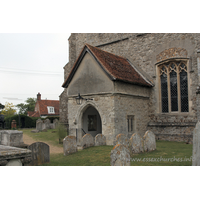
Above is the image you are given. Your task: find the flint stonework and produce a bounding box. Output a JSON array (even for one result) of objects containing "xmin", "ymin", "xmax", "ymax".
[
  {"xmin": 129, "ymin": 133, "xmax": 144, "ymax": 154},
  {"xmin": 143, "ymin": 130, "xmax": 156, "ymax": 152},
  {"xmin": 110, "ymin": 144, "xmax": 130, "ymax": 166},
  {"xmin": 82, "ymin": 133, "xmax": 94, "ymax": 149},
  {"xmin": 114, "ymin": 134, "xmax": 129, "ymax": 147},
  {"xmin": 63, "ymin": 135, "xmax": 77, "ymax": 156},
  {"xmin": 192, "ymin": 121, "xmax": 200, "ymax": 166},
  {"xmin": 28, "ymin": 142, "xmax": 50, "ymax": 166},
  {"xmin": 95, "ymin": 134, "xmax": 106, "ymax": 146}
]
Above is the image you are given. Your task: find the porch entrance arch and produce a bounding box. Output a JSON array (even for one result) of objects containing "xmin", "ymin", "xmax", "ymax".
[
  {"xmin": 81, "ymin": 106, "xmax": 102, "ymax": 137},
  {"xmin": 76, "ymin": 104, "xmax": 102, "ymax": 145}
]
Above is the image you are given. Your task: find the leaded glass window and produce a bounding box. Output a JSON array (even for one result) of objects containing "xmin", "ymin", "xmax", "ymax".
[{"xmin": 159, "ymin": 61, "xmax": 189, "ymax": 113}]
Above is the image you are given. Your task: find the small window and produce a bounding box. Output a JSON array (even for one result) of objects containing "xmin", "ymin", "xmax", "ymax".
[
  {"xmin": 127, "ymin": 115, "xmax": 135, "ymax": 133},
  {"xmin": 47, "ymin": 106, "xmax": 55, "ymax": 114},
  {"xmin": 159, "ymin": 60, "xmax": 189, "ymax": 113}
]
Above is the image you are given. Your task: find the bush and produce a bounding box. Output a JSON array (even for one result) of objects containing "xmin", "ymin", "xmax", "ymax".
[{"xmin": 56, "ymin": 123, "xmax": 68, "ymax": 141}]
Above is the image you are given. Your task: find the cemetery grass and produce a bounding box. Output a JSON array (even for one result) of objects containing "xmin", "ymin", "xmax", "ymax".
[
  {"xmin": 42, "ymin": 140, "xmax": 192, "ymax": 166},
  {"xmin": 22, "ymin": 128, "xmax": 62, "ymax": 147}
]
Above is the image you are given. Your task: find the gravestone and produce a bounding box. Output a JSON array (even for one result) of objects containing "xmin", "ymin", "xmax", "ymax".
[
  {"xmin": 63, "ymin": 135, "xmax": 77, "ymax": 156},
  {"xmin": 53, "ymin": 119, "xmax": 59, "ymax": 129},
  {"xmin": 95, "ymin": 134, "xmax": 106, "ymax": 146},
  {"xmin": 143, "ymin": 130, "xmax": 156, "ymax": 152},
  {"xmin": 82, "ymin": 133, "xmax": 94, "ymax": 149},
  {"xmin": 1, "ymin": 130, "xmax": 24, "ymax": 147},
  {"xmin": 36, "ymin": 119, "xmax": 43, "ymax": 131},
  {"xmin": 43, "ymin": 119, "xmax": 50, "ymax": 130},
  {"xmin": 110, "ymin": 144, "xmax": 130, "ymax": 166},
  {"xmin": 129, "ymin": 133, "xmax": 144, "ymax": 154},
  {"xmin": 28, "ymin": 142, "xmax": 50, "ymax": 166},
  {"xmin": 192, "ymin": 121, "xmax": 200, "ymax": 166},
  {"xmin": 114, "ymin": 133, "xmax": 129, "ymax": 147}
]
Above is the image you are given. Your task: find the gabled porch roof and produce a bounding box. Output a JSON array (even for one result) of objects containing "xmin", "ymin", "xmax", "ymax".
[{"xmin": 62, "ymin": 44, "xmax": 153, "ymax": 88}]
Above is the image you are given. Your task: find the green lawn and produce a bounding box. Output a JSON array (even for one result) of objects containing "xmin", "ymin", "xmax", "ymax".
[
  {"xmin": 22, "ymin": 129, "xmax": 193, "ymax": 166},
  {"xmin": 22, "ymin": 128, "xmax": 63, "ymax": 147},
  {"xmin": 44, "ymin": 141, "xmax": 192, "ymax": 166}
]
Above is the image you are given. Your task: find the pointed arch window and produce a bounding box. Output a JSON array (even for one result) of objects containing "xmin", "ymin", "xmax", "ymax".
[{"xmin": 159, "ymin": 60, "xmax": 189, "ymax": 113}]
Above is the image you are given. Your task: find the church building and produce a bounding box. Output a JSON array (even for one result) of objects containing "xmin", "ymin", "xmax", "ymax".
[{"xmin": 60, "ymin": 33, "xmax": 200, "ymax": 145}]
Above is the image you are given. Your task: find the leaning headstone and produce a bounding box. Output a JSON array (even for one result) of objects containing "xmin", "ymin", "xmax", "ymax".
[
  {"xmin": 95, "ymin": 134, "xmax": 106, "ymax": 146},
  {"xmin": 28, "ymin": 142, "xmax": 50, "ymax": 166},
  {"xmin": 143, "ymin": 130, "xmax": 156, "ymax": 152},
  {"xmin": 1, "ymin": 130, "xmax": 24, "ymax": 147},
  {"xmin": 192, "ymin": 121, "xmax": 200, "ymax": 166},
  {"xmin": 114, "ymin": 134, "xmax": 129, "ymax": 147},
  {"xmin": 110, "ymin": 144, "xmax": 130, "ymax": 166},
  {"xmin": 63, "ymin": 135, "xmax": 77, "ymax": 156},
  {"xmin": 82, "ymin": 134, "xmax": 94, "ymax": 149},
  {"xmin": 129, "ymin": 133, "xmax": 144, "ymax": 154},
  {"xmin": 36, "ymin": 119, "xmax": 43, "ymax": 131}
]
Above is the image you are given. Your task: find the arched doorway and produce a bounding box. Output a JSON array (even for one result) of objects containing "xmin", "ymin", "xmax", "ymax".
[{"xmin": 81, "ymin": 106, "xmax": 102, "ymax": 137}]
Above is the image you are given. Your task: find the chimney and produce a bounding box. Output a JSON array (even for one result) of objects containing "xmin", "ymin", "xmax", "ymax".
[{"xmin": 37, "ymin": 92, "xmax": 41, "ymax": 101}]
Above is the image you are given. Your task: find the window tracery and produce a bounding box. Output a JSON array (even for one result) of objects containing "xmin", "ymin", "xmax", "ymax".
[{"xmin": 159, "ymin": 60, "xmax": 188, "ymax": 113}]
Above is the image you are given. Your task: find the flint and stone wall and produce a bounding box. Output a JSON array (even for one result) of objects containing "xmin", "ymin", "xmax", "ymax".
[{"xmin": 60, "ymin": 33, "xmax": 200, "ymax": 143}]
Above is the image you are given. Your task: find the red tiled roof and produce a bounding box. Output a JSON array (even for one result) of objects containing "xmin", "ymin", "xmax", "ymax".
[
  {"xmin": 62, "ymin": 44, "xmax": 153, "ymax": 88},
  {"xmin": 27, "ymin": 111, "xmax": 40, "ymax": 117},
  {"xmin": 38, "ymin": 100, "xmax": 59, "ymax": 116}
]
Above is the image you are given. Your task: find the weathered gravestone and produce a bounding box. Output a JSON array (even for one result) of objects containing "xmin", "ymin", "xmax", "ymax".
[
  {"xmin": 143, "ymin": 130, "xmax": 156, "ymax": 152},
  {"xmin": 113, "ymin": 133, "xmax": 129, "ymax": 147},
  {"xmin": 0, "ymin": 130, "xmax": 24, "ymax": 147},
  {"xmin": 95, "ymin": 134, "xmax": 106, "ymax": 146},
  {"xmin": 63, "ymin": 135, "xmax": 77, "ymax": 156},
  {"xmin": 82, "ymin": 133, "xmax": 94, "ymax": 149},
  {"xmin": 192, "ymin": 121, "xmax": 200, "ymax": 166},
  {"xmin": 28, "ymin": 142, "xmax": 50, "ymax": 166},
  {"xmin": 53, "ymin": 119, "xmax": 59, "ymax": 129},
  {"xmin": 129, "ymin": 133, "xmax": 144, "ymax": 154},
  {"xmin": 43, "ymin": 119, "xmax": 50, "ymax": 130},
  {"xmin": 110, "ymin": 144, "xmax": 130, "ymax": 166},
  {"xmin": 36, "ymin": 119, "xmax": 43, "ymax": 131}
]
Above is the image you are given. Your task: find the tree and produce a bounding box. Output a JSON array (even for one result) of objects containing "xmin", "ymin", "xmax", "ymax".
[
  {"xmin": 1, "ymin": 102, "xmax": 16, "ymax": 117},
  {"xmin": 16, "ymin": 97, "xmax": 36, "ymax": 115},
  {"xmin": 25, "ymin": 98, "xmax": 36, "ymax": 111},
  {"xmin": 0, "ymin": 103, "xmax": 5, "ymax": 114}
]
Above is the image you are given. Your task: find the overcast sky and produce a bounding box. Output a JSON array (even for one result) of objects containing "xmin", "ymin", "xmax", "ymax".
[{"xmin": 0, "ymin": 33, "xmax": 70, "ymax": 110}]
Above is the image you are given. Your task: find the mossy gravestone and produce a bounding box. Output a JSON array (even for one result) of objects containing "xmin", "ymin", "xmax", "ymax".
[
  {"xmin": 113, "ymin": 134, "xmax": 129, "ymax": 147},
  {"xmin": 63, "ymin": 135, "xmax": 77, "ymax": 156},
  {"xmin": 143, "ymin": 130, "xmax": 156, "ymax": 152},
  {"xmin": 95, "ymin": 134, "xmax": 106, "ymax": 146},
  {"xmin": 129, "ymin": 133, "xmax": 144, "ymax": 154},
  {"xmin": 28, "ymin": 142, "xmax": 50, "ymax": 166},
  {"xmin": 110, "ymin": 144, "xmax": 130, "ymax": 166},
  {"xmin": 82, "ymin": 134, "xmax": 94, "ymax": 149}
]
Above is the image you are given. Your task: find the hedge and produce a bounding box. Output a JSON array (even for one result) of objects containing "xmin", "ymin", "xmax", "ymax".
[{"xmin": 4, "ymin": 114, "xmax": 40, "ymax": 129}]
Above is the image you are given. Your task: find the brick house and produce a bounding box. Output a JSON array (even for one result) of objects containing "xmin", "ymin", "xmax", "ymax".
[
  {"xmin": 60, "ymin": 33, "xmax": 200, "ymax": 145},
  {"xmin": 28, "ymin": 93, "xmax": 59, "ymax": 118}
]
